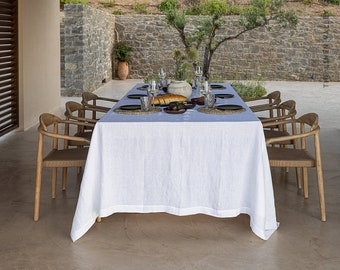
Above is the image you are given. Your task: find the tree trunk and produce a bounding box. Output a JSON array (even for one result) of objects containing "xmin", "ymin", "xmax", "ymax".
[{"xmin": 203, "ymin": 47, "xmax": 211, "ymax": 80}]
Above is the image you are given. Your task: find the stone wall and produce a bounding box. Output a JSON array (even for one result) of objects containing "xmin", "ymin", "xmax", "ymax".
[
  {"xmin": 61, "ymin": 5, "xmax": 115, "ymax": 96},
  {"xmin": 115, "ymin": 15, "xmax": 340, "ymax": 82},
  {"xmin": 61, "ymin": 7, "xmax": 340, "ymax": 96}
]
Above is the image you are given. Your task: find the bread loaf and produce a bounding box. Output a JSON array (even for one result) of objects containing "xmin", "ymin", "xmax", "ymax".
[{"xmin": 152, "ymin": 94, "xmax": 187, "ymax": 105}]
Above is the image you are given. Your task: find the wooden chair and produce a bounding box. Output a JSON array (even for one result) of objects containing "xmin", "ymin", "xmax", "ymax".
[
  {"xmin": 64, "ymin": 101, "xmax": 97, "ymax": 146},
  {"xmin": 262, "ymin": 100, "xmax": 297, "ymax": 143},
  {"xmin": 34, "ymin": 113, "xmax": 91, "ymax": 221},
  {"xmin": 245, "ymin": 91, "xmax": 281, "ymax": 118},
  {"xmin": 266, "ymin": 113, "xmax": 326, "ymax": 221},
  {"xmin": 81, "ymin": 92, "xmax": 119, "ymax": 120}
]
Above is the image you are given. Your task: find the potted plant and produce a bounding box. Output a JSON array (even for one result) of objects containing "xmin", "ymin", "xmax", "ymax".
[
  {"xmin": 115, "ymin": 41, "xmax": 132, "ymax": 80},
  {"xmin": 167, "ymin": 50, "xmax": 192, "ymax": 98}
]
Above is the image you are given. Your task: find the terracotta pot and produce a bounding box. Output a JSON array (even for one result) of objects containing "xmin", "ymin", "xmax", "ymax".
[
  {"xmin": 167, "ymin": 80, "xmax": 192, "ymax": 98},
  {"xmin": 117, "ymin": 61, "xmax": 129, "ymax": 80}
]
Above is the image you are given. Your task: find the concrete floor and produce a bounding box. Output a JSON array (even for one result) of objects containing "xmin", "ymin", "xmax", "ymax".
[{"xmin": 0, "ymin": 80, "xmax": 339, "ymax": 269}]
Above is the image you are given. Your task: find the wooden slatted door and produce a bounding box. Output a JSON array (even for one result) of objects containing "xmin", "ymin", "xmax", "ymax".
[{"xmin": 0, "ymin": 0, "xmax": 18, "ymax": 137}]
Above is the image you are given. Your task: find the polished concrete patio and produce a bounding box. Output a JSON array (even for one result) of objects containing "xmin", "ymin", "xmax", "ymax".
[{"xmin": 0, "ymin": 80, "xmax": 339, "ymax": 269}]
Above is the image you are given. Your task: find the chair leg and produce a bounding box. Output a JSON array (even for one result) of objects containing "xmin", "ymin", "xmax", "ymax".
[
  {"xmin": 316, "ymin": 166, "xmax": 326, "ymax": 222},
  {"xmin": 34, "ymin": 164, "xmax": 43, "ymax": 221},
  {"xmin": 296, "ymin": 167, "xmax": 302, "ymax": 189},
  {"xmin": 302, "ymin": 167, "xmax": 309, "ymax": 199},
  {"xmin": 52, "ymin": 168, "xmax": 57, "ymax": 199},
  {"xmin": 62, "ymin": 168, "xmax": 67, "ymax": 190}
]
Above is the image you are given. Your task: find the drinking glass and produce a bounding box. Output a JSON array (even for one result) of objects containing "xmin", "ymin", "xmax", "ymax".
[
  {"xmin": 140, "ymin": 96, "xmax": 152, "ymax": 111},
  {"xmin": 205, "ymin": 93, "xmax": 215, "ymax": 108},
  {"xmin": 200, "ymin": 80, "xmax": 210, "ymax": 96}
]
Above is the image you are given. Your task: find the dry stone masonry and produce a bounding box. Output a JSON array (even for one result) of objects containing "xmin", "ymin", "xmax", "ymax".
[{"xmin": 61, "ymin": 5, "xmax": 340, "ymax": 95}]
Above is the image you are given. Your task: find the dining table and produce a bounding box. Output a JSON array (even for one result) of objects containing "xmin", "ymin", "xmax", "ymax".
[{"xmin": 70, "ymin": 82, "xmax": 279, "ymax": 242}]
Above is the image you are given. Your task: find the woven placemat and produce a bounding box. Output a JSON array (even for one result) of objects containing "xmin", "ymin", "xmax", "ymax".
[
  {"xmin": 197, "ymin": 106, "xmax": 246, "ymax": 114},
  {"xmin": 114, "ymin": 107, "xmax": 161, "ymax": 115}
]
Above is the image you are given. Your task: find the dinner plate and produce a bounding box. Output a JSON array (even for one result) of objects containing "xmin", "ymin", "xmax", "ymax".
[
  {"xmin": 127, "ymin": 94, "xmax": 147, "ymax": 99},
  {"xmin": 118, "ymin": 105, "xmax": 141, "ymax": 111},
  {"xmin": 137, "ymin": 85, "xmax": 148, "ymax": 90},
  {"xmin": 215, "ymin": 104, "xmax": 243, "ymax": 111},
  {"xmin": 164, "ymin": 108, "xmax": 187, "ymax": 114},
  {"xmin": 215, "ymin": 94, "xmax": 234, "ymax": 99},
  {"xmin": 210, "ymin": 84, "xmax": 226, "ymax": 89}
]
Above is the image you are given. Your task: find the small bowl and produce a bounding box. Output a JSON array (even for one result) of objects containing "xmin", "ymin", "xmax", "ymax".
[
  {"xmin": 184, "ymin": 101, "xmax": 196, "ymax": 109},
  {"xmin": 191, "ymin": 96, "xmax": 205, "ymax": 105}
]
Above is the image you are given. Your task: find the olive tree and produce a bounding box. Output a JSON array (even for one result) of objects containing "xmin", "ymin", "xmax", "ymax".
[{"xmin": 158, "ymin": 0, "xmax": 298, "ymax": 80}]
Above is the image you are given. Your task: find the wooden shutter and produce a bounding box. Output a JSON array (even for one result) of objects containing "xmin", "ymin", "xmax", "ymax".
[{"xmin": 0, "ymin": 0, "xmax": 18, "ymax": 136}]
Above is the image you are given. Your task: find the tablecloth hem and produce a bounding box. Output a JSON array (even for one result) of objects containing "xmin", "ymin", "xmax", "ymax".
[
  {"xmin": 70, "ymin": 216, "xmax": 97, "ymax": 242},
  {"xmin": 70, "ymin": 205, "xmax": 278, "ymax": 242}
]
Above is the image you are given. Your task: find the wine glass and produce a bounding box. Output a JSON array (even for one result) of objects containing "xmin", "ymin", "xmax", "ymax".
[
  {"xmin": 148, "ymin": 80, "xmax": 158, "ymax": 108},
  {"xmin": 201, "ymin": 80, "xmax": 211, "ymax": 104},
  {"xmin": 158, "ymin": 68, "xmax": 166, "ymax": 79},
  {"xmin": 198, "ymin": 76, "xmax": 206, "ymax": 95},
  {"xmin": 195, "ymin": 66, "xmax": 203, "ymax": 77}
]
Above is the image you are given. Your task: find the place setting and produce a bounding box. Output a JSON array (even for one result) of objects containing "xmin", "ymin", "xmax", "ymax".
[{"xmin": 194, "ymin": 83, "xmax": 245, "ymax": 114}]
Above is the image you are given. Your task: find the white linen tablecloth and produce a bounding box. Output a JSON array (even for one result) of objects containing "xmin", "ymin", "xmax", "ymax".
[{"xmin": 71, "ymin": 83, "xmax": 278, "ymax": 242}]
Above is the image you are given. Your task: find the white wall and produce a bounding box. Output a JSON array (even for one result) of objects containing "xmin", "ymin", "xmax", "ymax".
[{"xmin": 18, "ymin": 0, "xmax": 61, "ymax": 130}]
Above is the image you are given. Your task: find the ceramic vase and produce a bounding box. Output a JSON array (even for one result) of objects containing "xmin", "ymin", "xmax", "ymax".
[
  {"xmin": 117, "ymin": 61, "xmax": 129, "ymax": 80},
  {"xmin": 167, "ymin": 80, "xmax": 192, "ymax": 98}
]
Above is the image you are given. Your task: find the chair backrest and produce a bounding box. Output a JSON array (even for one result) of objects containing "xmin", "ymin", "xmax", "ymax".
[
  {"xmin": 81, "ymin": 92, "xmax": 98, "ymax": 107},
  {"xmin": 81, "ymin": 92, "xmax": 112, "ymax": 120},
  {"xmin": 65, "ymin": 101, "xmax": 89, "ymax": 120},
  {"xmin": 265, "ymin": 112, "xmax": 320, "ymax": 148},
  {"xmin": 38, "ymin": 112, "xmax": 91, "ymax": 148},
  {"xmin": 277, "ymin": 100, "xmax": 297, "ymax": 118},
  {"xmin": 267, "ymin": 91, "xmax": 281, "ymax": 106},
  {"xmin": 260, "ymin": 99, "xmax": 296, "ymax": 125},
  {"xmin": 38, "ymin": 113, "xmax": 62, "ymax": 134},
  {"xmin": 296, "ymin": 113, "xmax": 320, "ymax": 149},
  {"xmin": 38, "ymin": 113, "xmax": 63, "ymax": 152}
]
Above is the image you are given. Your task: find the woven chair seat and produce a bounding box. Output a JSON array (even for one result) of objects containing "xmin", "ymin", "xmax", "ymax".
[
  {"xmin": 267, "ymin": 147, "xmax": 315, "ymax": 167},
  {"xmin": 43, "ymin": 148, "xmax": 89, "ymax": 167}
]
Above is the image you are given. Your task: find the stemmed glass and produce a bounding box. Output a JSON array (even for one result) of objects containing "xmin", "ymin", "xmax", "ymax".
[
  {"xmin": 201, "ymin": 80, "xmax": 211, "ymax": 95},
  {"xmin": 148, "ymin": 80, "xmax": 158, "ymax": 108},
  {"xmin": 158, "ymin": 68, "xmax": 166, "ymax": 79},
  {"xmin": 198, "ymin": 76, "xmax": 206, "ymax": 95},
  {"xmin": 158, "ymin": 68, "xmax": 167, "ymax": 90},
  {"xmin": 195, "ymin": 66, "xmax": 203, "ymax": 78},
  {"xmin": 193, "ymin": 66, "xmax": 203, "ymax": 93}
]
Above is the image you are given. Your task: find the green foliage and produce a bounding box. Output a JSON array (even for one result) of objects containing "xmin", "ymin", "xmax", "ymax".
[
  {"xmin": 323, "ymin": 0, "xmax": 340, "ymax": 4},
  {"xmin": 231, "ymin": 81, "xmax": 267, "ymax": 100},
  {"xmin": 322, "ymin": 9, "xmax": 335, "ymax": 17},
  {"xmin": 100, "ymin": 1, "xmax": 115, "ymax": 8},
  {"xmin": 158, "ymin": 0, "xmax": 180, "ymax": 13},
  {"xmin": 112, "ymin": 10, "xmax": 124, "ymax": 15},
  {"xmin": 132, "ymin": 3, "xmax": 149, "ymax": 14},
  {"xmin": 115, "ymin": 41, "xmax": 132, "ymax": 62},
  {"xmin": 185, "ymin": 0, "xmax": 245, "ymax": 15},
  {"xmin": 158, "ymin": 0, "xmax": 298, "ymax": 79},
  {"xmin": 173, "ymin": 50, "xmax": 191, "ymax": 80},
  {"xmin": 60, "ymin": 0, "xmax": 87, "ymax": 4}
]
